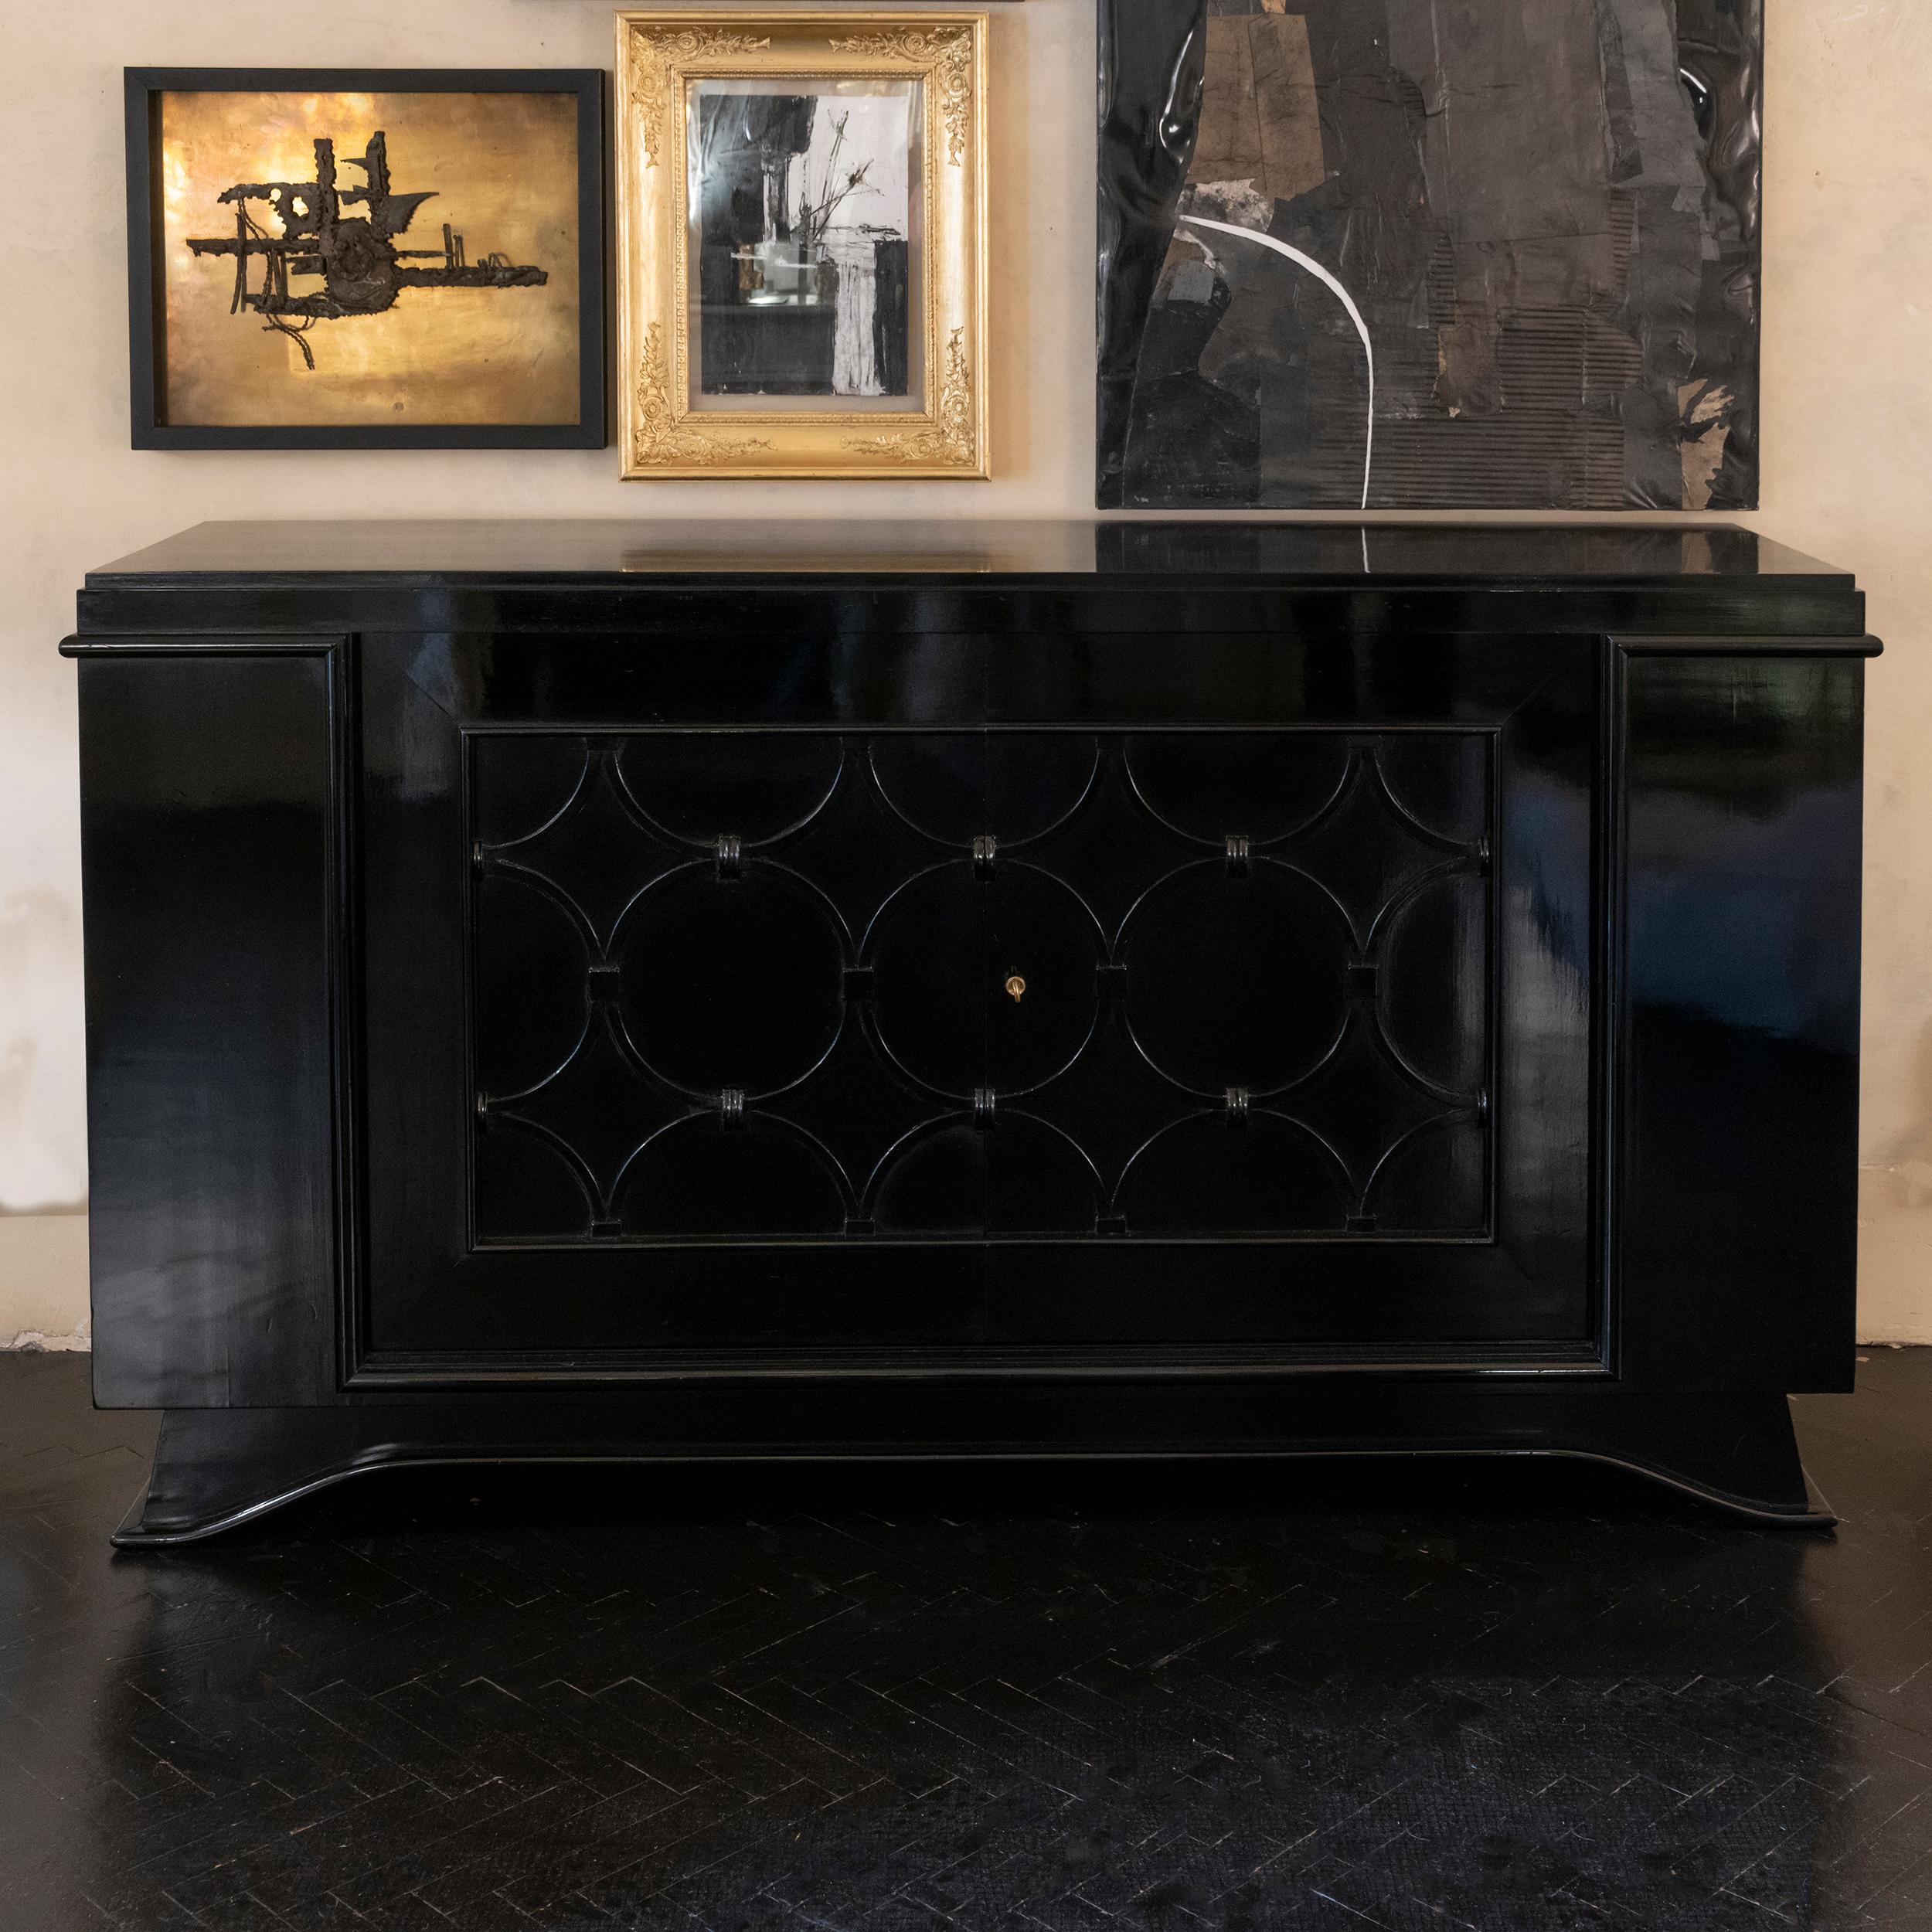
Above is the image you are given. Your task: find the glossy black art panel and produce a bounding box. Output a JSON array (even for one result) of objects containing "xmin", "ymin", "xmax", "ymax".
[
  {"xmin": 470, "ymin": 730, "xmax": 1492, "ymax": 1243},
  {"xmin": 1097, "ymin": 0, "xmax": 1762, "ymax": 509}
]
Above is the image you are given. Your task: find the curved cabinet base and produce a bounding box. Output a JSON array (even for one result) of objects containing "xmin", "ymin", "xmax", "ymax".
[{"xmin": 111, "ymin": 1385, "xmax": 1833, "ymax": 1547}]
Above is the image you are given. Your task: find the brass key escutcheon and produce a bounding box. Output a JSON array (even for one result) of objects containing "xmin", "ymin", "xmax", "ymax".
[{"xmin": 1005, "ymin": 975, "xmax": 1026, "ymax": 1004}]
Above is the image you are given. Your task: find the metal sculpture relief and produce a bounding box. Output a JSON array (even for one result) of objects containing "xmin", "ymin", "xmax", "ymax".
[
  {"xmin": 128, "ymin": 71, "xmax": 603, "ymax": 446},
  {"xmin": 185, "ymin": 131, "xmax": 548, "ymax": 370}
]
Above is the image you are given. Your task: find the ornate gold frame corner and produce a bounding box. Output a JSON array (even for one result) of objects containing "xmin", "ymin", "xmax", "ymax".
[{"xmin": 614, "ymin": 9, "xmax": 989, "ymax": 479}]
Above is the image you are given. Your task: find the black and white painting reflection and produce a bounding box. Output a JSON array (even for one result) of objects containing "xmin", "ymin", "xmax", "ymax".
[{"xmin": 689, "ymin": 80, "xmax": 921, "ymax": 408}]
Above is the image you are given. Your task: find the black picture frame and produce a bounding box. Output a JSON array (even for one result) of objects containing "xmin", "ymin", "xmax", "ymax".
[{"xmin": 125, "ymin": 67, "xmax": 607, "ymax": 450}]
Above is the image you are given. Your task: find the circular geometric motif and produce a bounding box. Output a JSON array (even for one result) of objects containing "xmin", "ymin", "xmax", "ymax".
[
  {"xmin": 617, "ymin": 1117, "xmax": 846, "ymax": 1235},
  {"xmin": 869, "ymin": 736, "xmax": 1098, "ymax": 847},
  {"xmin": 1375, "ymin": 870, "xmax": 1488, "ymax": 1098},
  {"xmin": 617, "ymin": 864, "xmax": 845, "ymax": 1097},
  {"xmin": 1118, "ymin": 1111, "xmax": 1350, "ymax": 1234},
  {"xmin": 1372, "ymin": 735, "xmax": 1488, "ymax": 847},
  {"xmin": 869, "ymin": 1121, "xmax": 985, "ymax": 1235},
  {"xmin": 474, "ymin": 871, "xmax": 590, "ymax": 1098},
  {"xmin": 616, "ymin": 733, "xmax": 844, "ymax": 849},
  {"xmin": 471, "ymin": 737, "xmax": 591, "ymax": 849},
  {"xmin": 869, "ymin": 861, "xmax": 1103, "ymax": 1098},
  {"xmin": 1124, "ymin": 733, "xmax": 1350, "ymax": 847},
  {"xmin": 1121, "ymin": 862, "xmax": 1350, "ymax": 1096}
]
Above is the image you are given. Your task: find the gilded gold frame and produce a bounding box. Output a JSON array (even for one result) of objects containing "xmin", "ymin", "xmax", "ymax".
[{"xmin": 615, "ymin": 10, "xmax": 988, "ymax": 478}]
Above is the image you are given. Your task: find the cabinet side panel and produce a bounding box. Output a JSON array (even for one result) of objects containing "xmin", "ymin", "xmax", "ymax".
[
  {"xmin": 1616, "ymin": 652, "xmax": 1863, "ymax": 1392},
  {"xmin": 80, "ymin": 648, "xmax": 342, "ymax": 1407}
]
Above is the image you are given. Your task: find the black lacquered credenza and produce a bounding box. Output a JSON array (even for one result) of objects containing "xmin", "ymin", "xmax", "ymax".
[{"xmin": 65, "ymin": 520, "xmax": 1875, "ymax": 1542}]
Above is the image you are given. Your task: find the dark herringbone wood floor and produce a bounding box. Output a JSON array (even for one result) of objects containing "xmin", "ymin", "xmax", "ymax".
[{"xmin": 5, "ymin": 1355, "xmax": 1932, "ymax": 1930}]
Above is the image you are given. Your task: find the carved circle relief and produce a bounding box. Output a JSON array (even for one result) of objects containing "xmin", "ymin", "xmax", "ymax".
[
  {"xmin": 1124, "ymin": 733, "xmax": 1351, "ymax": 848},
  {"xmin": 472, "ymin": 728, "xmax": 1494, "ymax": 1243},
  {"xmin": 615, "ymin": 734, "xmax": 845, "ymax": 849},
  {"xmin": 869, "ymin": 735, "xmax": 1100, "ymax": 848},
  {"xmin": 864, "ymin": 1112, "xmax": 1105, "ymax": 1235},
  {"xmin": 474, "ymin": 1117, "xmax": 596, "ymax": 1239},
  {"xmin": 1362, "ymin": 1114, "xmax": 1486, "ymax": 1233},
  {"xmin": 1119, "ymin": 862, "xmax": 1352, "ymax": 1097},
  {"xmin": 473, "ymin": 871, "xmax": 591, "ymax": 1100},
  {"xmin": 1375, "ymin": 870, "xmax": 1489, "ymax": 1100},
  {"xmin": 867, "ymin": 1121, "xmax": 986, "ymax": 1236},
  {"xmin": 866, "ymin": 861, "xmax": 1104, "ymax": 1099},
  {"xmin": 616, "ymin": 1115, "xmax": 848, "ymax": 1235},
  {"xmin": 1373, "ymin": 735, "xmax": 1490, "ymax": 848},
  {"xmin": 472, "ymin": 738, "xmax": 594, "ymax": 850},
  {"xmin": 1118, "ymin": 1112, "xmax": 1352, "ymax": 1233},
  {"xmin": 614, "ymin": 862, "xmax": 847, "ymax": 1098}
]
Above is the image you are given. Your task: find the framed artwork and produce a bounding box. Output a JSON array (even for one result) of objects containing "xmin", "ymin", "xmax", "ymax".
[
  {"xmin": 125, "ymin": 68, "xmax": 605, "ymax": 449},
  {"xmin": 614, "ymin": 12, "xmax": 988, "ymax": 478},
  {"xmin": 1097, "ymin": 0, "xmax": 1762, "ymax": 511}
]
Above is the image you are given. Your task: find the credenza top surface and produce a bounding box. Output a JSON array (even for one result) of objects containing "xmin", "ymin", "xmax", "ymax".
[{"xmin": 86, "ymin": 519, "xmax": 1852, "ymax": 589}]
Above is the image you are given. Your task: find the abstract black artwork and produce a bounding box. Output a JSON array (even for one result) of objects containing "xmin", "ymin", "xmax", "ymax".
[
  {"xmin": 185, "ymin": 130, "xmax": 547, "ymax": 371},
  {"xmin": 689, "ymin": 85, "xmax": 916, "ymax": 400},
  {"xmin": 1097, "ymin": 0, "xmax": 1763, "ymax": 509}
]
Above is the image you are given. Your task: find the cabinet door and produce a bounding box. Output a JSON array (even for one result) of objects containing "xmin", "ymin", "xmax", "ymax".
[
  {"xmin": 77, "ymin": 641, "xmax": 345, "ymax": 1409},
  {"xmin": 354, "ymin": 627, "xmax": 1595, "ymax": 1378}
]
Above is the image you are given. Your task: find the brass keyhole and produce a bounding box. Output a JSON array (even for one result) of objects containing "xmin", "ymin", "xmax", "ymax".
[{"xmin": 1005, "ymin": 975, "xmax": 1026, "ymax": 1004}]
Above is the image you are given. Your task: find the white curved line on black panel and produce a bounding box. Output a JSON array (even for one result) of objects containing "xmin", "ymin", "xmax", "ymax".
[{"xmin": 1176, "ymin": 213, "xmax": 1375, "ymax": 513}]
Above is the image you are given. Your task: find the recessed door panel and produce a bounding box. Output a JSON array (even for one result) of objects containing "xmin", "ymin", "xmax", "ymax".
[
  {"xmin": 356, "ymin": 631, "xmax": 1594, "ymax": 1372},
  {"xmin": 466, "ymin": 727, "xmax": 1494, "ymax": 1245}
]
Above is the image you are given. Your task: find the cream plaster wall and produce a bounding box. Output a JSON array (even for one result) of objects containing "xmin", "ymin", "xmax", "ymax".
[{"xmin": 2, "ymin": 1, "xmax": 1927, "ymax": 1345}]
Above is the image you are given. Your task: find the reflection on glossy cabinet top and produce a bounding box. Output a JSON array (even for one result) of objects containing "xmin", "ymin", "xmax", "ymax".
[{"xmin": 87, "ymin": 519, "xmax": 1854, "ymax": 587}]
